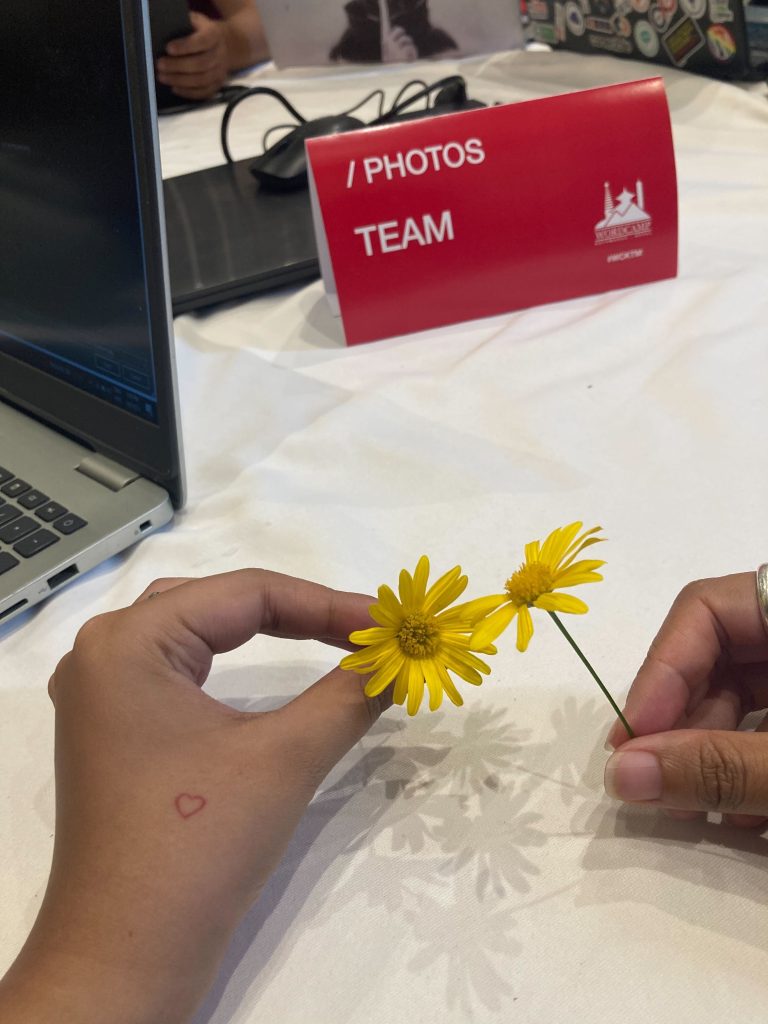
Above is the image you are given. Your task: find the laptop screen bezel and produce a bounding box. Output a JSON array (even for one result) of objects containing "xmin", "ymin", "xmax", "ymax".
[{"xmin": 0, "ymin": 0, "xmax": 185, "ymax": 509}]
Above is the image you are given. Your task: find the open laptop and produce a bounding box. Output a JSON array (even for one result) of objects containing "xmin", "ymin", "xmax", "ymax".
[
  {"xmin": 0, "ymin": 0, "xmax": 185, "ymax": 627},
  {"xmin": 527, "ymin": 0, "xmax": 767, "ymax": 78}
]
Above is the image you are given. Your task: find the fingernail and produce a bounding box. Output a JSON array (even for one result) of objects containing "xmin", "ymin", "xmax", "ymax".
[{"xmin": 605, "ymin": 750, "xmax": 662, "ymax": 802}]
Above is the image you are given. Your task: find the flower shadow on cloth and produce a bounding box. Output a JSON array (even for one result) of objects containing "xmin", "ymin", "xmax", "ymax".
[
  {"xmin": 194, "ymin": 695, "xmax": 558, "ymax": 1023},
  {"xmin": 405, "ymin": 872, "xmax": 520, "ymax": 1015}
]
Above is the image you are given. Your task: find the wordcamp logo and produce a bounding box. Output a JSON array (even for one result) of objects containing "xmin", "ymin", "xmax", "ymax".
[{"xmin": 594, "ymin": 179, "xmax": 652, "ymax": 245}]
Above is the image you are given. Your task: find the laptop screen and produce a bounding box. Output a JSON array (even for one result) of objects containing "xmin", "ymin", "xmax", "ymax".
[
  {"xmin": 0, "ymin": 0, "xmax": 184, "ymax": 505},
  {"xmin": 0, "ymin": 2, "xmax": 159, "ymax": 424}
]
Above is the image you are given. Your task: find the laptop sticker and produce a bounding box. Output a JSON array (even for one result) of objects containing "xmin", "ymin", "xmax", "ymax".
[
  {"xmin": 662, "ymin": 14, "xmax": 706, "ymax": 63},
  {"xmin": 635, "ymin": 18, "xmax": 661, "ymax": 52},
  {"xmin": 707, "ymin": 22, "xmax": 737, "ymax": 56}
]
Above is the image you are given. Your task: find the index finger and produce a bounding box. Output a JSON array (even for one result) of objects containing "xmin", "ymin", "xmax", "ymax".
[
  {"xmin": 607, "ymin": 572, "xmax": 768, "ymax": 747},
  {"xmin": 129, "ymin": 568, "xmax": 375, "ymax": 655},
  {"xmin": 379, "ymin": 0, "xmax": 391, "ymax": 36}
]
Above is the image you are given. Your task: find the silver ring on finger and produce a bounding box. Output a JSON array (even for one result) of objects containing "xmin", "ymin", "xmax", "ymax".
[{"xmin": 755, "ymin": 564, "xmax": 768, "ymax": 637}]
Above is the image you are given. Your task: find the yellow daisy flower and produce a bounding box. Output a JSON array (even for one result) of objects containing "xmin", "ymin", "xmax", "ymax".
[
  {"xmin": 340, "ymin": 556, "xmax": 502, "ymax": 716},
  {"xmin": 471, "ymin": 522, "xmax": 605, "ymax": 653}
]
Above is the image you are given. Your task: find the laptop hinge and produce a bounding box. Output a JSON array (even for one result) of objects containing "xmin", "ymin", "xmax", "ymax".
[{"xmin": 75, "ymin": 454, "xmax": 140, "ymax": 492}]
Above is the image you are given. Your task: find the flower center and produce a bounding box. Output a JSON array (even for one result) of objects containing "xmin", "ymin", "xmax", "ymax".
[
  {"xmin": 397, "ymin": 614, "xmax": 439, "ymax": 658},
  {"xmin": 505, "ymin": 561, "xmax": 555, "ymax": 605}
]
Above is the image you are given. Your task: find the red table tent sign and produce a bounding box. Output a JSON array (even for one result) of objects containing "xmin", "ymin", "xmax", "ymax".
[{"xmin": 307, "ymin": 78, "xmax": 678, "ymax": 346}]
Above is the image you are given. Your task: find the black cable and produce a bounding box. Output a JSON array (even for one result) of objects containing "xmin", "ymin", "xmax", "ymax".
[
  {"xmin": 262, "ymin": 123, "xmax": 299, "ymax": 150},
  {"xmin": 220, "ymin": 86, "xmax": 307, "ymax": 164},
  {"xmin": 371, "ymin": 75, "xmax": 466, "ymax": 125},
  {"xmin": 389, "ymin": 79, "xmax": 428, "ymax": 112},
  {"xmin": 219, "ymin": 76, "xmax": 470, "ymax": 167},
  {"xmin": 343, "ymin": 87, "xmax": 386, "ymax": 119}
]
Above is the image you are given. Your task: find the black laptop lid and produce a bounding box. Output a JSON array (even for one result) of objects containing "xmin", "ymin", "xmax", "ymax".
[
  {"xmin": 0, "ymin": 0, "xmax": 184, "ymax": 507},
  {"xmin": 528, "ymin": 0, "xmax": 753, "ymax": 79},
  {"xmin": 163, "ymin": 158, "xmax": 320, "ymax": 314}
]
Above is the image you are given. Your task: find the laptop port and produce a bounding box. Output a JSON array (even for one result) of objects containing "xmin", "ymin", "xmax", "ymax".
[
  {"xmin": 0, "ymin": 599, "xmax": 28, "ymax": 621},
  {"xmin": 47, "ymin": 565, "xmax": 79, "ymax": 590},
  {"xmin": 139, "ymin": 520, "xmax": 152, "ymax": 532}
]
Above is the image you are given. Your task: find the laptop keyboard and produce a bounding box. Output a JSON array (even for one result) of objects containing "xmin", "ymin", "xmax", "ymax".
[{"xmin": 0, "ymin": 465, "xmax": 87, "ymax": 578}]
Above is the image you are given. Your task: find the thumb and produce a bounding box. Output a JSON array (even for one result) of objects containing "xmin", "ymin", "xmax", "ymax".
[
  {"xmin": 270, "ymin": 666, "xmax": 390, "ymax": 787},
  {"xmin": 604, "ymin": 728, "xmax": 768, "ymax": 816}
]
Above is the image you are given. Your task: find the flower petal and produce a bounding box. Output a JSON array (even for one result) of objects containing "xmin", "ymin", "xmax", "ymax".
[
  {"xmin": 377, "ymin": 584, "xmax": 403, "ymax": 620},
  {"xmin": 398, "ymin": 568, "xmax": 415, "ymax": 610},
  {"xmin": 553, "ymin": 562, "xmax": 605, "ymax": 591},
  {"xmin": 344, "ymin": 636, "xmax": 400, "ymax": 667},
  {"xmin": 524, "ymin": 539, "xmax": 540, "ymax": 562},
  {"xmin": 406, "ymin": 659, "xmax": 425, "ymax": 716},
  {"xmin": 437, "ymin": 630, "xmax": 473, "ymax": 648},
  {"xmin": 437, "ymin": 593, "xmax": 508, "ymax": 626},
  {"xmin": 422, "ymin": 566, "xmax": 467, "ymax": 616},
  {"xmin": 441, "ymin": 648, "xmax": 485, "ymax": 686},
  {"xmin": 540, "ymin": 521, "xmax": 583, "ymax": 568},
  {"xmin": 516, "ymin": 605, "xmax": 534, "ymax": 651},
  {"xmin": 422, "ymin": 658, "xmax": 444, "ymax": 712},
  {"xmin": 534, "ymin": 593, "xmax": 589, "ymax": 614},
  {"xmin": 369, "ymin": 602, "xmax": 401, "ymax": 628},
  {"xmin": 552, "ymin": 569, "xmax": 603, "ymax": 588},
  {"xmin": 364, "ymin": 650, "xmax": 405, "ymax": 697},
  {"xmin": 348, "ymin": 626, "xmax": 396, "ymax": 646},
  {"xmin": 554, "ymin": 558, "xmax": 605, "ymax": 576},
  {"xmin": 392, "ymin": 660, "xmax": 410, "ymax": 705},
  {"xmin": 339, "ymin": 648, "xmax": 378, "ymax": 671},
  {"xmin": 559, "ymin": 529, "xmax": 604, "ymax": 569},
  {"xmin": 437, "ymin": 662, "xmax": 464, "ymax": 707},
  {"xmin": 470, "ymin": 602, "xmax": 517, "ymax": 648},
  {"xmin": 412, "ymin": 555, "xmax": 430, "ymax": 605},
  {"xmin": 439, "ymin": 639, "xmax": 492, "ymax": 675}
]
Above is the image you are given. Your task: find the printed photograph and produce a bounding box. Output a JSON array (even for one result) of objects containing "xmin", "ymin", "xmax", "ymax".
[{"xmin": 258, "ymin": 0, "xmax": 523, "ymax": 67}]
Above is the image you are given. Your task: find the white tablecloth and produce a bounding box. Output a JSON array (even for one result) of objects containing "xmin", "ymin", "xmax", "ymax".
[{"xmin": 3, "ymin": 49, "xmax": 768, "ymax": 1024}]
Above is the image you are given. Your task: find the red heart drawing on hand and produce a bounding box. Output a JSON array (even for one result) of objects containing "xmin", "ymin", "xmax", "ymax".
[{"xmin": 175, "ymin": 793, "xmax": 206, "ymax": 819}]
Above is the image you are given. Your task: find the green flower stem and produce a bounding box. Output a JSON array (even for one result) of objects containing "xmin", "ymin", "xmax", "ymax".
[{"xmin": 547, "ymin": 611, "xmax": 635, "ymax": 740}]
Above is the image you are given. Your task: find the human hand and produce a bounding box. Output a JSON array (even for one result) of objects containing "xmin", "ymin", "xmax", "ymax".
[
  {"xmin": 604, "ymin": 572, "xmax": 768, "ymax": 826},
  {"xmin": 156, "ymin": 11, "xmax": 229, "ymax": 101},
  {"xmin": 0, "ymin": 570, "xmax": 380, "ymax": 1024},
  {"xmin": 381, "ymin": 25, "xmax": 418, "ymax": 62}
]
